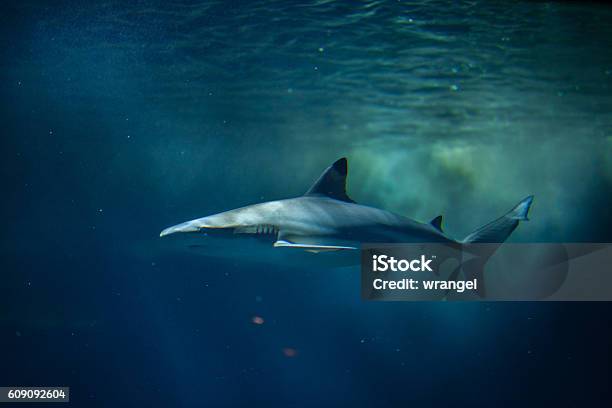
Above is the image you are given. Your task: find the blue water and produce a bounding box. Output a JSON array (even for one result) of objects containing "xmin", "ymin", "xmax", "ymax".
[{"xmin": 1, "ymin": 1, "xmax": 611, "ymax": 406}]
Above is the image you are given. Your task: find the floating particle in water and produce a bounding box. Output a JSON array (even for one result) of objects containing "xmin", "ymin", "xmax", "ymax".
[
  {"xmin": 318, "ymin": 47, "xmax": 324, "ymax": 52},
  {"xmin": 251, "ymin": 316, "xmax": 264, "ymax": 325},
  {"xmin": 450, "ymin": 84, "xmax": 459, "ymax": 91},
  {"xmin": 282, "ymin": 347, "xmax": 297, "ymax": 357}
]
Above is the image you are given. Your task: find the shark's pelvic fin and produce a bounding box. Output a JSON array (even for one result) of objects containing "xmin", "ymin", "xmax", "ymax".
[
  {"xmin": 304, "ymin": 157, "xmax": 355, "ymax": 203},
  {"xmin": 430, "ymin": 215, "xmax": 443, "ymax": 232},
  {"xmin": 273, "ymin": 239, "xmax": 357, "ymax": 252}
]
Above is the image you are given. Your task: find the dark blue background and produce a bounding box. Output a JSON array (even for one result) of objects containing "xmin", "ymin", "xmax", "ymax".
[{"xmin": 1, "ymin": 1, "xmax": 611, "ymax": 406}]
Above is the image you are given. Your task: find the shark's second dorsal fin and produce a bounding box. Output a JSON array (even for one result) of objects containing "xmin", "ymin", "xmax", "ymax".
[
  {"xmin": 304, "ymin": 157, "xmax": 355, "ymax": 203},
  {"xmin": 430, "ymin": 215, "xmax": 443, "ymax": 232}
]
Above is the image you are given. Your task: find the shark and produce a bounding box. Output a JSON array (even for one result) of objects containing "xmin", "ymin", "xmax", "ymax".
[{"xmin": 160, "ymin": 158, "xmax": 533, "ymax": 257}]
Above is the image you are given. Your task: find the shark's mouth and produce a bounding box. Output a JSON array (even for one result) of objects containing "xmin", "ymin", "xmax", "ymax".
[
  {"xmin": 160, "ymin": 222, "xmax": 282, "ymax": 257},
  {"xmin": 160, "ymin": 220, "xmax": 280, "ymax": 239}
]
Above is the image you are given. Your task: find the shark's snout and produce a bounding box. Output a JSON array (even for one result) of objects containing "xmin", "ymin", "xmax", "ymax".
[
  {"xmin": 160, "ymin": 220, "xmax": 202, "ymax": 237},
  {"xmin": 159, "ymin": 214, "xmax": 238, "ymax": 237}
]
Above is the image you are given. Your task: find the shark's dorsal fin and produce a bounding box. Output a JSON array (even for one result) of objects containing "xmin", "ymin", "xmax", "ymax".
[
  {"xmin": 430, "ymin": 215, "xmax": 443, "ymax": 232},
  {"xmin": 304, "ymin": 157, "xmax": 355, "ymax": 203}
]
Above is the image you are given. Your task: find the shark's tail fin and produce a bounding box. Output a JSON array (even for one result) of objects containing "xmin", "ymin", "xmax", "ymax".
[
  {"xmin": 458, "ymin": 196, "xmax": 534, "ymax": 297},
  {"xmin": 462, "ymin": 195, "xmax": 533, "ymax": 244}
]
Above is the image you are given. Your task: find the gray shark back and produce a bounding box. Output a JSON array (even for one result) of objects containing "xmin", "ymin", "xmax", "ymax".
[{"xmin": 273, "ymin": 196, "xmax": 452, "ymax": 246}]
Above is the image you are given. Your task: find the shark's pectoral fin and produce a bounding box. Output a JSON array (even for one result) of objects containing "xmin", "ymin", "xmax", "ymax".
[{"xmin": 273, "ymin": 239, "xmax": 357, "ymax": 252}]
